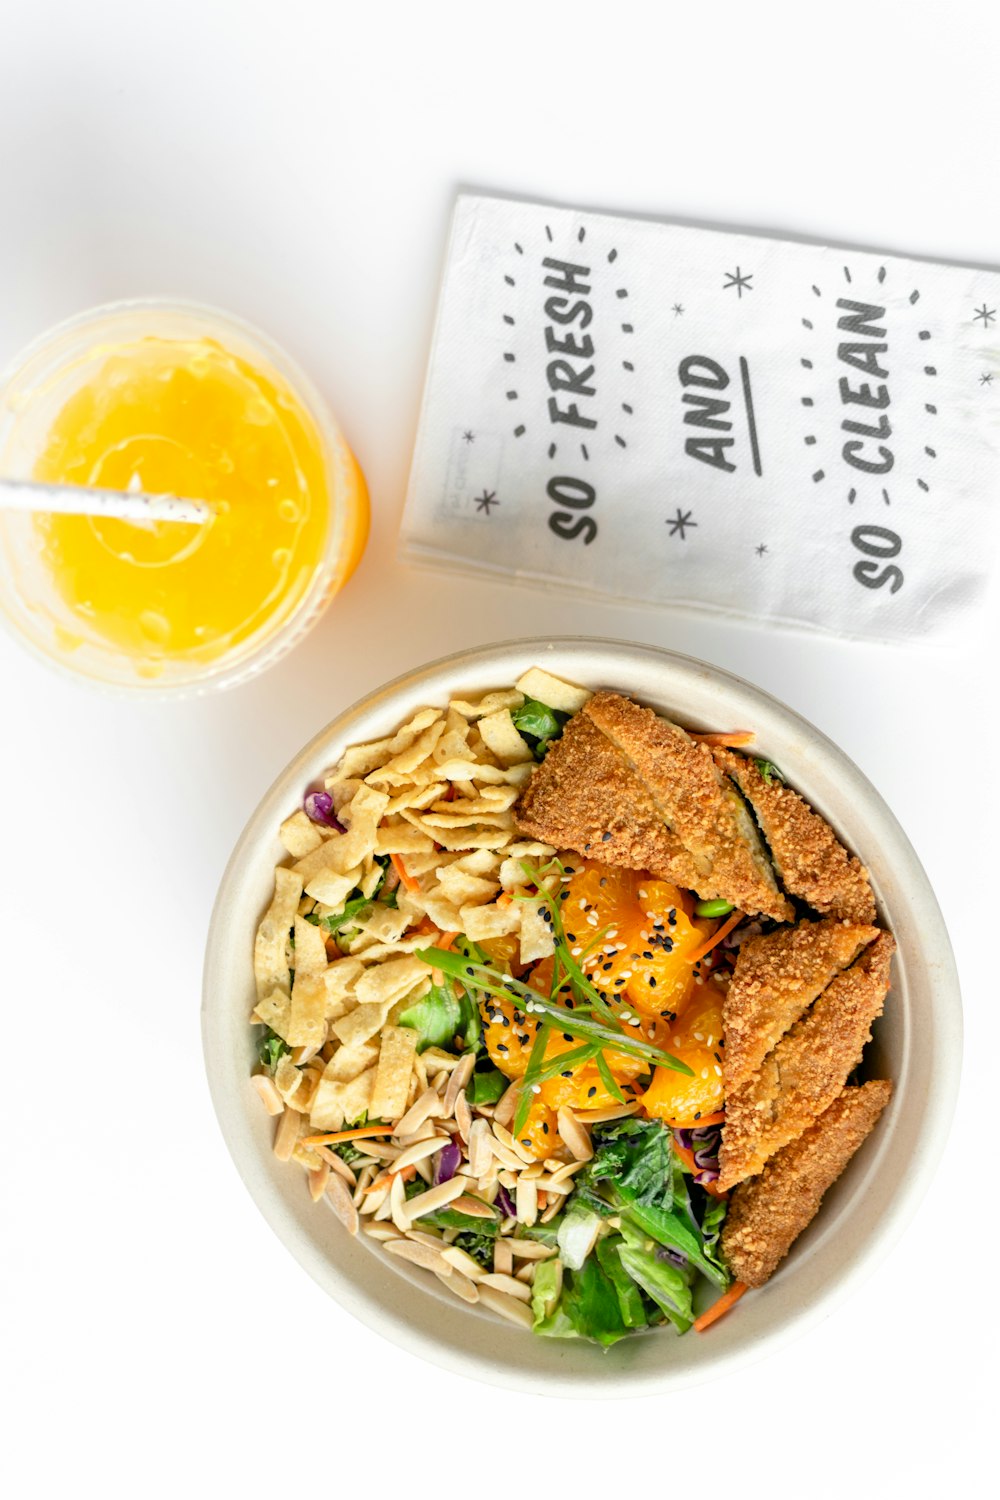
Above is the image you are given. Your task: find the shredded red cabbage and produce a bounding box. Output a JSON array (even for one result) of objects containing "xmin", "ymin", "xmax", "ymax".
[
  {"xmin": 495, "ymin": 1183, "xmax": 516, "ymax": 1219},
  {"xmin": 304, "ymin": 789, "xmax": 343, "ymax": 831},
  {"xmin": 434, "ymin": 1141, "xmax": 462, "ymax": 1185},
  {"xmin": 656, "ymin": 1245, "xmax": 688, "ymax": 1268},
  {"xmin": 674, "ymin": 1124, "xmax": 722, "ymax": 1185}
]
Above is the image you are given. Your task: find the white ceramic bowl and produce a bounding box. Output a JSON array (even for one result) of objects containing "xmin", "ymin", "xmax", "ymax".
[{"xmin": 201, "ymin": 638, "xmax": 961, "ymax": 1395}]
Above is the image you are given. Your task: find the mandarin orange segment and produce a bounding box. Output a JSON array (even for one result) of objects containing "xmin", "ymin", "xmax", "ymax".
[
  {"xmin": 640, "ymin": 979, "xmax": 726, "ymax": 1127},
  {"xmin": 563, "ymin": 864, "xmax": 709, "ymax": 1021}
]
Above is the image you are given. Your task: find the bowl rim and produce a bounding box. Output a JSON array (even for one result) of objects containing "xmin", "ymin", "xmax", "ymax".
[{"xmin": 201, "ymin": 635, "xmax": 962, "ymax": 1395}]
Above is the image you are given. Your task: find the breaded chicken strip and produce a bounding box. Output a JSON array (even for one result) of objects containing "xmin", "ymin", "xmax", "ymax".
[
  {"xmin": 724, "ymin": 918, "xmax": 879, "ymax": 1092},
  {"xmin": 583, "ymin": 693, "xmax": 793, "ymax": 923},
  {"xmin": 515, "ymin": 711, "xmax": 705, "ymax": 889},
  {"xmin": 714, "ymin": 749, "xmax": 876, "ymax": 924},
  {"xmin": 721, "ymin": 1080, "xmax": 892, "ymax": 1286},
  {"xmin": 718, "ymin": 931, "xmax": 894, "ymax": 1189}
]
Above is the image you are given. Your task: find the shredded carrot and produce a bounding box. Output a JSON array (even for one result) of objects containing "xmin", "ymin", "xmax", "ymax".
[
  {"xmin": 437, "ymin": 931, "xmax": 459, "ymax": 952},
  {"xmin": 676, "ymin": 1110, "xmax": 726, "ymax": 1129},
  {"xmin": 363, "ymin": 1164, "xmax": 417, "ymax": 1195},
  {"xmin": 693, "ymin": 1281, "xmax": 748, "ymax": 1332},
  {"xmin": 390, "ymin": 852, "xmax": 421, "ymax": 894},
  {"xmin": 497, "ymin": 892, "xmax": 513, "ymax": 908},
  {"xmin": 687, "ymin": 910, "xmax": 744, "ymax": 966},
  {"xmin": 690, "ymin": 730, "xmax": 756, "ymax": 748},
  {"xmin": 300, "ymin": 1125, "xmax": 395, "ymax": 1146}
]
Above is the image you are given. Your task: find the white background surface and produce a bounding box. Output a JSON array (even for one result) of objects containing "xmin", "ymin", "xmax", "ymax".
[{"xmin": 2, "ymin": 2, "xmax": 997, "ymax": 1494}]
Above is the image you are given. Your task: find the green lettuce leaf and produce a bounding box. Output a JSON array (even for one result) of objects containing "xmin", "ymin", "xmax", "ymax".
[
  {"xmin": 397, "ymin": 974, "xmax": 480, "ymax": 1054},
  {"xmin": 595, "ymin": 1236, "xmax": 647, "ymax": 1329},
  {"xmin": 559, "ymin": 1257, "xmax": 629, "ymax": 1347},
  {"xmin": 617, "ymin": 1222, "xmax": 695, "ymax": 1333},
  {"xmin": 511, "ymin": 698, "xmax": 568, "ymax": 759}
]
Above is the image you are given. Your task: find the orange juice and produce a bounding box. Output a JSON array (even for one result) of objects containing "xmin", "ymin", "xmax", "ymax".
[{"xmin": 0, "ymin": 302, "xmax": 368, "ymax": 691}]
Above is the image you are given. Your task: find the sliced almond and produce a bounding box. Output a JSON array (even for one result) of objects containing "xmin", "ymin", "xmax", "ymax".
[
  {"xmin": 383, "ymin": 1237, "xmax": 452, "ymax": 1278},
  {"xmin": 308, "ymin": 1162, "xmax": 330, "ymax": 1202},
  {"xmin": 352, "ymin": 1162, "xmax": 376, "ymax": 1205},
  {"xmin": 508, "ymin": 1239, "xmax": 557, "ymax": 1261},
  {"xmin": 493, "ymin": 1084, "xmax": 519, "ymax": 1129},
  {"xmin": 573, "ymin": 1102, "xmax": 640, "ymax": 1124},
  {"xmin": 454, "ymin": 1090, "xmax": 473, "ymax": 1144},
  {"xmin": 362, "ymin": 1223, "xmax": 403, "ymax": 1242},
  {"xmin": 535, "ymin": 1175, "xmax": 573, "ymax": 1196},
  {"xmin": 390, "ymin": 1170, "xmax": 410, "ymax": 1232},
  {"xmin": 313, "ymin": 1145, "xmax": 358, "ymax": 1186},
  {"xmin": 391, "ymin": 1135, "xmax": 452, "ymax": 1172},
  {"xmin": 480, "ymin": 1271, "xmax": 532, "ymax": 1302},
  {"xmin": 405, "ymin": 1176, "xmax": 467, "ymax": 1222},
  {"xmin": 478, "ymin": 1285, "xmax": 534, "ymax": 1329},
  {"xmin": 515, "ymin": 1177, "xmax": 538, "ymax": 1226},
  {"xmin": 467, "ymin": 1118, "xmax": 494, "ymax": 1178},
  {"xmin": 251, "ymin": 1073, "xmax": 284, "ymax": 1116},
  {"xmin": 325, "ymin": 1173, "xmax": 359, "ymax": 1234},
  {"xmin": 441, "ymin": 1245, "xmax": 487, "ymax": 1281},
  {"xmin": 556, "ymin": 1106, "xmax": 593, "ymax": 1162},
  {"xmin": 547, "ymin": 1159, "xmax": 588, "ymax": 1184},
  {"xmin": 438, "ymin": 1268, "xmax": 480, "ymax": 1304},
  {"xmin": 405, "ymin": 1228, "xmax": 447, "ymax": 1250},
  {"xmin": 492, "ymin": 1120, "xmax": 535, "ymax": 1165},
  {"xmin": 443, "ymin": 1051, "xmax": 476, "ymax": 1115},
  {"xmin": 273, "ymin": 1106, "xmax": 301, "ymax": 1162},
  {"xmin": 493, "ymin": 1239, "xmax": 514, "ymax": 1275},
  {"xmin": 394, "ymin": 1087, "xmax": 444, "ymax": 1137},
  {"xmin": 450, "ymin": 1195, "xmax": 498, "ymax": 1220}
]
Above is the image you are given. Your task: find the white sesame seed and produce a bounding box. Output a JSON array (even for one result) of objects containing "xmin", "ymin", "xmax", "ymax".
[
  {"xmin": 638, "ymin": 889, "xmax": 648, "ymax": 900},
  {"xmin": 578, "ymin": 899, "xmax": 586, "ymax": 909},
  {"xmin": 571, "ymin": 947, "xmax": 582, "ymax": 957},
  {"xmin": 701, "ymin": 1068, "xmax": 709, "ymax": 1079},
  {"xmin": 693, "ymin": 1032, "xmax": 704, "ymax": 1042},
  {"xmin": 714, "ymin": 1065, "xmax": 722, "ymax": 1076},
  {"xmin": 532, "ymin": 1084, "xmax": 541, "ymax": 1094},
  {"xmin": 628, "ymin": 1017, "xmax": 640, "ymax": 1027}
]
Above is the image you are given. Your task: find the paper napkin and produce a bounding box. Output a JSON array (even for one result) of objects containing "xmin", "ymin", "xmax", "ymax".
[{"xmin": 400, "ymin": 193, "xmax": 1000, "ymax": 642}]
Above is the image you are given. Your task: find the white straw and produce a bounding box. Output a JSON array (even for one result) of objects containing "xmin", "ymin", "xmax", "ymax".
[{"xmin": 0, "ymin": 477, "xmax": 213, "ymax": 525}]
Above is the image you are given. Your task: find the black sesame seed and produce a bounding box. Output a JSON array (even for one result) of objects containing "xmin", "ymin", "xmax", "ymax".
[
  {"xmin": 588, "ymin": 1086, "xmax": 597, "ymax": 1098},
  {"xmin": 563, "ymin": 1033, "xmax": 573, "ymax": 1042},
  {"xmin": 561, "ymin": 1070, "xmax": 572, "ymax": 1079},
  {"xmin": 522, "ymin": 1139, "xmax": 532, "ymax": 1148},
  {"xmin": 584, "ymin": 842, "xmax": 592, "ymax": 851},
  {"xmin": 648, "ymin": 977, "xmax": 657, "ymax": 987},
  {"xmin": 694, "ymin": 1111, "xmax": 701, "ymax": 1120},
  {"xmin": 602, "ymin": 831, "xmax": 613, "ymax": 842},
  {"xmin": 642, "ymin": 951, "xmax": 653, "ymax": 960},
  {"xmin": 599, "ymin": 877, "xmax": 607, "ymax": 888},
  {"xmin": 497, "ymin": 1043, "xmax": 508, "ymax": 1053},
  {"xmin": 542, "ymin": 1123, "xmax": 549, "ymax": 1134}
]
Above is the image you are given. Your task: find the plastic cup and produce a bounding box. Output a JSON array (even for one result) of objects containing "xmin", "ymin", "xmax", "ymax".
[{"xmin": 0, "ymin": 299, "xmax": 369, "ymax": 694}]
